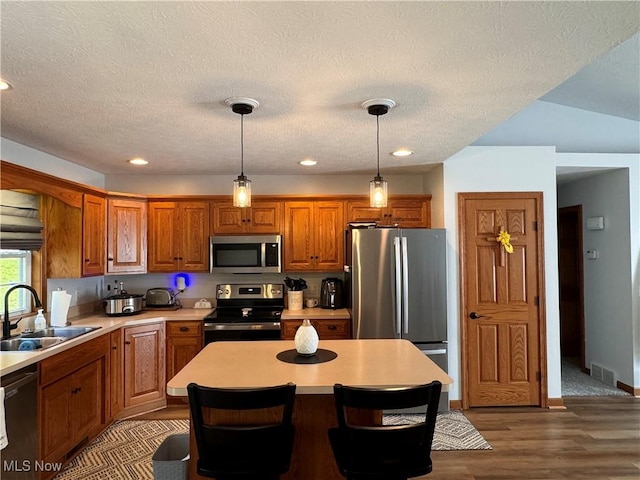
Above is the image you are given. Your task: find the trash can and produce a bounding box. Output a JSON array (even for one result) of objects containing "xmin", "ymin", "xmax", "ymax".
[{"xmin": 152, "ymin": 434, "xmax": 190, "ymax": 480}]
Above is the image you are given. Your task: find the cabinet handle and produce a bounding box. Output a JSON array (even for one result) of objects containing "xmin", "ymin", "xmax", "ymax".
[
  {"xmin": 178, "ymin": 257, "xmax": 183, "ymax": 260},
  {"xmin": 125, "ymin": 341, "xmax": 131, "ymax": 345},
  {"xmin": 112, "ymin": 346, "xmax": 118, "ymax": 350},
  {"xmin": 84, "ymin": 259, "xmax": 90, "ymax": 263},
  {"xmin": 108, "ymin": 257, "xmax": 114, "ymax": 261},
  {"xmin": 173, "ymin": 257, "xmax": 179, "ymax": 260},
  {"xmin": 327, "ymin": 325, "xmax": 337, "ymax": 330},
  {"xmin": 179, "ymin": 326, "xmax": 189, "ymax": 332}
]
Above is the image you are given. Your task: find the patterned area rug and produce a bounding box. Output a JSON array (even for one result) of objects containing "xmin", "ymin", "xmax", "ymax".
[{"xmin": 55, "ymin": 411, "xmax": 490, "ymax": 479}]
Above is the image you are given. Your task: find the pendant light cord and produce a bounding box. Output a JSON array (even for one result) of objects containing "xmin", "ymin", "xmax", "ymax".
[
  {"xmin": 240, "ymin": 113, "xmax": 245, "ymax": 176},
  {"xmin": 376, "ymin": 113, "xmax": 381, "ymax": 177}
]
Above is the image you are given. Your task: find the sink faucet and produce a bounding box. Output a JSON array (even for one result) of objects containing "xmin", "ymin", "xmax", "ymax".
[{"xmin": 3, "ymin": 284, "xmax": 42, "ymax": 340}]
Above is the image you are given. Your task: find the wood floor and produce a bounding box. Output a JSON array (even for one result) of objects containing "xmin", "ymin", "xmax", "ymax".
[{"xmin": 139, "ymin": 396, "xmax": 640, "ymax": 480}]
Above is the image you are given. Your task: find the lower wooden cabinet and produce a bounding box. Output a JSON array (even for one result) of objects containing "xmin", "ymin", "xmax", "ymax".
[
  {"xmin": 38, "ymin": 335, "xmax": 109, "ymax": 476},
  {"xmin": 166, "ymin": 321, "xmax": 203, "ymax": 404},
  {"xmin": 281, "ymin": 318, "xmax": 351, "ymax": 340},
  {"xmin": 109, "ymin": 328, "xmax": 123, "ymax": 419},
  {"xmin": 123, "ymin": 322, "xmax": 166, "ymax": 412}
]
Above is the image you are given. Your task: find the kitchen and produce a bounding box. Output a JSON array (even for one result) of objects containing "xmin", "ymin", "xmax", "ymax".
[{"xmin": 1, "ymin": 2, "xmax": 639, "ymax": 479}]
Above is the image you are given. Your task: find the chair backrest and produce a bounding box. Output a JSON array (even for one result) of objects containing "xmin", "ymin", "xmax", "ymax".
[
  {"xmin": 331, "ymin": 381, "xmax": 442, "ymax": 479},
  {"xmin": 187, "ymin": 382, "xmax": 296, "ymax": 479}
]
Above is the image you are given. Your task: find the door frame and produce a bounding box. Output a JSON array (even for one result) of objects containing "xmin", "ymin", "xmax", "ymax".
[{"xmin": 458, "ymin": 191, "xmax": 548, "ymax": 408}]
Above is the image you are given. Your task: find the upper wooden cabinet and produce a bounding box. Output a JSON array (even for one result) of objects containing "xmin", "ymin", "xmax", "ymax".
[
  {"xmin": 148, "ymin": 201, "xmax": 210, "ymax": 272},
  {"xmin": 107, "ymin": 197, "xmax": 147, "ymax": 274},
  {"xmin": 211, "ymin": 200, "xmax": 282, "ymax": 234},
  {"xmin": 44, "ymin": 193, "xmax": 106, "ymax": 278},
  {"xmin": 346, "ymin": 196, "xmax": 431, "ymax": 228},
  {"xmin": 283, "ymin": 201, "xmax": 344, "ymax": 271}
]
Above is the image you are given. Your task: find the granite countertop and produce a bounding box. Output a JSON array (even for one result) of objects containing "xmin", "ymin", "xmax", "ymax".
[{"xmin": 0, "ymin": 308, "xmax": 213, "ymax": 377}]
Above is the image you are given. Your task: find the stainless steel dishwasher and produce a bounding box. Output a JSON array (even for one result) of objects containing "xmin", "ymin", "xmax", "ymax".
[{"xmin": 1, "ymin": 364, "xmax": 37, "ymax": 480}]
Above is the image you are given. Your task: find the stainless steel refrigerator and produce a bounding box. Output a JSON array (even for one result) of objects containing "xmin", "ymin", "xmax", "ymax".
[{"xmin": 345, "ymin": 226, "xmax": 449, "ymax": 410}]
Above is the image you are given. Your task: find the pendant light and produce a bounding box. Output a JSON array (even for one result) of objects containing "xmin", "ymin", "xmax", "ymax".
[
  {"xmin": 226, "ymin": 97, "xmax": 259, "ymax": 207},
  {"xmin": 362, "ymin": 98, "xmax": 395, "ymax": 208}
]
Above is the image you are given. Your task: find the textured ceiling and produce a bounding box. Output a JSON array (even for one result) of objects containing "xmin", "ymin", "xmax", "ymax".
[{"xmin": 1, "ymin": 1, "xmax": 638, "ymax": 176}]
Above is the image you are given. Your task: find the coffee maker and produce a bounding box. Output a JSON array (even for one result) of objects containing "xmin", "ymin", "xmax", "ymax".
[{"xmin": 319, "ymin": 278, "xmax": 344, "ymax": 309}]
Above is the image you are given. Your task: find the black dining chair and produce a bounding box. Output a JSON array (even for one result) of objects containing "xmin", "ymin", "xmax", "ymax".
[
  {"xmin": 187, "ymin": 382, "xmax": 296, "ymax": 480},
  {"xmin": 328, "ymin": 381, "xmax": 442, "ymax": 480}
]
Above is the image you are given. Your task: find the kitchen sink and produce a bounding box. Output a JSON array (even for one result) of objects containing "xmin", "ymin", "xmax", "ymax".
[
  {"xmin": 0, "ymin": 336, "xmax": 67, "ymax": 351},
  {"xmin": 21, "ymin": 326, "xmax": 101, "ymax": 339}
]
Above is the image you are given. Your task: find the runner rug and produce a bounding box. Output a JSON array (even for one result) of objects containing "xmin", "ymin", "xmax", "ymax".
[{"xmin": 55, "ymin": 411, "xmax": 490, "ymax": 479}]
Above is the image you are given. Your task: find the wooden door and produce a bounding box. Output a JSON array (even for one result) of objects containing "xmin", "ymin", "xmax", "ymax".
[
  {"xmin": 346, "ymin": 199, "xmax": 384, "ymax": 224},
  {"xmin": 558, "ymin": 206, "xmax": 585, "ymax": 366},
  {"xmin": 283, "ymin": 202, "xmax": 314, "ymax": 271},
  {"xmin": 110, "ymin": 328, "xmax": 123, "ymax": 418},
  {"xmin": 123, "ymin": 323, "xmax": 165, "ymax": 407},
  {"xmin": 387, "ymin": 198, "xmax": 430, "ymax": 227},
  {"xmin": 70, "ymin": 360, "xmax": 102, "ymax": 439},
  {"xmin": 41, "ymin": 377, "xmax": 72, "ymax": 461},
  {"xmin": 179, "ymin": 201, "xmax": 210, "ymax": 271},
  {"xmin": 247, "ymin": 201, "xmax": 282, "ymax": 233},
  {"xmin": 314, "ymin": 201, "xmax": 344, "ymax": 271},
  {"xmin": 459, "ymin": 192, "xmax": 546, "ymax": 407},
  {"xmin": 107, "ymin": 198, "xmax": 147, "ymax": 273},
  {"xmin": 148, "ymin": 202, "xmax": 179, "ymax": 271},
  {"xmin": 211, "ymin": 201, "xmax": 245, "ymax": 233},
  {"xmin": 82, "ymin": 194, "xmax": 106, "ymax": 276}
]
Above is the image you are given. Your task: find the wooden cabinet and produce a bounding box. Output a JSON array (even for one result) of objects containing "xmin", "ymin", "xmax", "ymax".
[
  {"xmin": 44, "ymin": 193, "xmax": 106, "ymax": 278},
  {"xmin": 39, "ymin": 335, "xmax": 109, "ymax": 470},
  {"xmin": 166, "ymin": 321, "xmax": 203, "ymax": 404},
  {"xmin": 107, "ymin": 197, "xmax": 147, "ymax": 274},
  {"xmin": 148, "ymin": 201, "xmax": 209, "ymax": 272},
  {"xmin": 109, "ymin": 328, "xmax": 123, "ymax": 419},
  {"xmin": 346, "ymin": 196, "xmax": 431, "ymax": 228},
  {"xmin": 211, "ymin": 200, "xmax": 282, "ymax": 234},
  {"xmin": 283, "ymin": 201, "xmax": 344, "ymax": 271},
  {"xmin": 123, "ymin": 323, "xmax": 166, "ymax": 411},
  {"xmin": 281, "ymin": 318, "xmax": 351, "ymax": 340}
]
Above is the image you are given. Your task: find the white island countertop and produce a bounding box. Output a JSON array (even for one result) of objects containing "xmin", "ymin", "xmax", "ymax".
[{"xmin": 167, "ymin": 338, "xmax": 452, "ymax": 395}]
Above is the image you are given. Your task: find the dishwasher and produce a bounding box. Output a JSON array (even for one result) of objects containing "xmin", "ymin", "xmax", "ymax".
[{"xmin": 1, "ymin": 364, "xmax": 37, "ymax": 480}]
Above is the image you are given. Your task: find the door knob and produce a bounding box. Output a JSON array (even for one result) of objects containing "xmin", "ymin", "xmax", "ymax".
[{"xmin": 469, "ymin": 311, "xmax": 485, "ymax": 319}]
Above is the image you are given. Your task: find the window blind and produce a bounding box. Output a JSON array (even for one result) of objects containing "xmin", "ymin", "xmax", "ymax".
[{"xmin": 1, "ymin": 190, "xmax": 44, "ymax": 250}]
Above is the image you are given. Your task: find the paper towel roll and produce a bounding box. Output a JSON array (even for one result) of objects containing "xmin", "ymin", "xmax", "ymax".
[{"xmin": 50, "ymin": 290, "xmax": 72, "ymax": 327}]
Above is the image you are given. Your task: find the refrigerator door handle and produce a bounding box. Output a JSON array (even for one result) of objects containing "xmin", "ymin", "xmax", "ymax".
[
  {"xmin": 394, "ymin": 236, "xmax": 402, "ymax": 335},
  {"xmin": 421, "ymin": 348, "xmax": 447, "ymax": 355},
  {"xmin": 401, "ymin": 236, "xmax": 409, "ymax": 334}
]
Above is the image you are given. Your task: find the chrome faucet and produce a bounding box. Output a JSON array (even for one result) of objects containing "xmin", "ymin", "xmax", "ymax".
[{"xmin": 2, "ymin": 284, "xmax": 42, "ymax": 340}]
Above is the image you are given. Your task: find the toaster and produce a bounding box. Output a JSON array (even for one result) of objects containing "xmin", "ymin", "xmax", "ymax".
[{"xmin": 145, "ymin": 288, "xmax": 175, "ymax": 306}]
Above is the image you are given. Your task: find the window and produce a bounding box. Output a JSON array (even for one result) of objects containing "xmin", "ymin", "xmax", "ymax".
[{"xmin": 0, "ymin": 249, "xmax": 33, "ymax": 318}]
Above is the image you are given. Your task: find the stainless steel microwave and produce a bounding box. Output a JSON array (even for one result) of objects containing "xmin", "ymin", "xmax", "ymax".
[{"xmin": 209, "ymin": 235, "xmax": 282, "ymax": 274}]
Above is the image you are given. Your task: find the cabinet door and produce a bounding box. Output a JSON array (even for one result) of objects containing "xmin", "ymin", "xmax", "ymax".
[
  {"xmin": 246, "ymin": 201, "xmax": 282, "ymax": 233},
  {"xmin": 314, "ymin": 201, "xmax": 344, "ymax": 271},
  {"xmin": 180, "ymin": 202, "xmax": 210, "ymax": 271},
  {"xmin": 110, "ymin": 328, "xmax": 123, "ymax": 418},
  {"xmin": 281, "ymin": 318, "xmax": 351, "ymax": 340},
  {"xmin": 41, "ymin": 377, "xmax": 72, "ymax": 461},
  {"xmin": 387, "ymin": 198, "xmax": 430, "ymax": 227},
  {"xmin": 148, "ymin": 202, "xmax": 179, "ymax": 271},
  {"xmin": 346, "ymin": 200, "xmax": 384, "ymax": 224},
  {"xmin": 124, "ymin": 323, "xmax": 166, "ymax": 407},
  {"xmin": 283, "ymin": 202, "xmax": 314, "ymax": 271},
  {"xmin": 82, "ymin": 194, "xmax": 106, "ymax": 276},
  {"xmin": 107, "ymin": 198, "xmax": 147, "ymax": 273},
  {"xmin": 211, "ymin": 202, "xmax": 245, "ymax": 234},
  {"xmin": 70, "ymin": 361, "xmax": 102, "ymax": 440}
]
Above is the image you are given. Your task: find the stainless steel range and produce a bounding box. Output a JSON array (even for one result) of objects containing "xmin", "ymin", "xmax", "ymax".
[{"xmin": 203, "ymin": 283, "xmax": 284, "ymax": 343}]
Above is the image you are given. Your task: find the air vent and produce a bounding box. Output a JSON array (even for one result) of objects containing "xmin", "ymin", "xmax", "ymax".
[
  {"xmin": 590, "ymin": 362, "xmax": 617, "ymax": 387},
  {"xmin": 590, "ymin": 362, "xmax": 603, "ymax": 381}
]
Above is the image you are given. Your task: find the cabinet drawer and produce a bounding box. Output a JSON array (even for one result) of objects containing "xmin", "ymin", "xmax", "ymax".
[
  {"xmin": 167, "ymin": 321, "xmax": 202, "ymax": 337},
  {"xmin": 40, "ymin": 334, "xmax": 110, "ymax": 387},
  {"xmin": 282, "ymin": 319, "xmax": 351, "ymax": 340}
]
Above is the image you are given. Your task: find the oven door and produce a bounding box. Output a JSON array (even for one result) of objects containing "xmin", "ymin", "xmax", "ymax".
[{"xmin": 204, "ymin": 322, "xmax": 282, "ymax": 343}]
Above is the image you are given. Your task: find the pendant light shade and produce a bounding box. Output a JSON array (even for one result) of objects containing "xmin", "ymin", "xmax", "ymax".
[
  {"xmin": 226, "ymin": 97, "xmax": 259, "ymax": 207},
  {"xmin": 362, "ymin": 99, "xmax": 395, "ymax": 208}
]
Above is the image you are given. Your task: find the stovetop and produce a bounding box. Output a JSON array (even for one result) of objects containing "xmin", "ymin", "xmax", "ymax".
[
  {"xmin": 204, "ymin": 307, "xmax": 283, "ymax": 322},
  {"xmin": 204, "ymin": 283, "xmax": 284, "ymax": 323}
]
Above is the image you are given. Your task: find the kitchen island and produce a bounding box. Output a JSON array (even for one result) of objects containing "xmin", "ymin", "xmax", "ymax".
[{"xmin": 167, "ymin": 339, "xmax": 453, "ymax": 480}]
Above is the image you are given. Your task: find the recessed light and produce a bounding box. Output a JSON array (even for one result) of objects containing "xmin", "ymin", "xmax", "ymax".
[
  {"xmin": 392, "ymin": 149, "xmax": 413, "ymax": 157},
  {"xmin": 128, "ymin": 157, "xmax": 148, "ymax": 166},
  {"xmin": 299, "ymin": 159, "xmax": 317, "ymax": 166},
  {"xmin": 0, "ymin": 79, "xmax": 13, "ymax": 91}
]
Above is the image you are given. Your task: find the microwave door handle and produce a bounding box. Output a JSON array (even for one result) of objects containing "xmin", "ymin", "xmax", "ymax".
[
  {"xmin": 261, "ymin": 242, "xmax": 266, "ymax": 267},
  {"xmin": 394, "ymin": 236, "xmax": 402, "ymax": 335}
]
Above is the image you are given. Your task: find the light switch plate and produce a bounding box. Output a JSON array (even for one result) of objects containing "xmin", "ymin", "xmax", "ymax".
[{"xmin": 586, "ymin": 216, "xmax": 604, "ymax": 230}]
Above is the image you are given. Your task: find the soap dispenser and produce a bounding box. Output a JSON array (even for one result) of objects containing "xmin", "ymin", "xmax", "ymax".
[{"xmin": 34, "ymin": 308, "xmax": 47, "ymax": 331}]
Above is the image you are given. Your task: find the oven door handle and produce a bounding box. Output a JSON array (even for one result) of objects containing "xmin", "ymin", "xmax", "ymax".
[{"xmin": 204, "ymin": 322, "xmax": 281, "ymax": 331}]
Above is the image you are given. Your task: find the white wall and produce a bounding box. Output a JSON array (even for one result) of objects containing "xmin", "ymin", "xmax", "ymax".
[
  {"xmin": 422, "ymin": 164, "xmax": 444, "ymax": 228},
  {"xmin": 556, "ymin": 153, "xmax": 640, "ymax": 389},
  {"xmin": 442, "ymin": 146, "xmax": 562, "ymax": 401},
  {"xmin": 1, "ymin": 138, "xmax": 105, "ymax": 188}
]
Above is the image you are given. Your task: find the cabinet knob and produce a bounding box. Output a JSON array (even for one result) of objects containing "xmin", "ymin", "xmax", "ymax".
[
  {"xmin": 125, "ymin": 341, "xmax": 131, "ymax": 345},
  {"xmin": 112, "ymin": 345, "xmax": 118, "ymax": 350},
  {"xmin": 108, "ymin": 257, "xmax": 114, "ymax": 261},
  {"xmin": 85, "ymin": 259, "xmax": 90, "ymax": 263},
  {"xmin": 327, "ymin": 325, "xmax": 337, "ymax": 330},
  {"xmin": 179, "ymin": 326, "xmax": 189, "ymax": 332}
]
